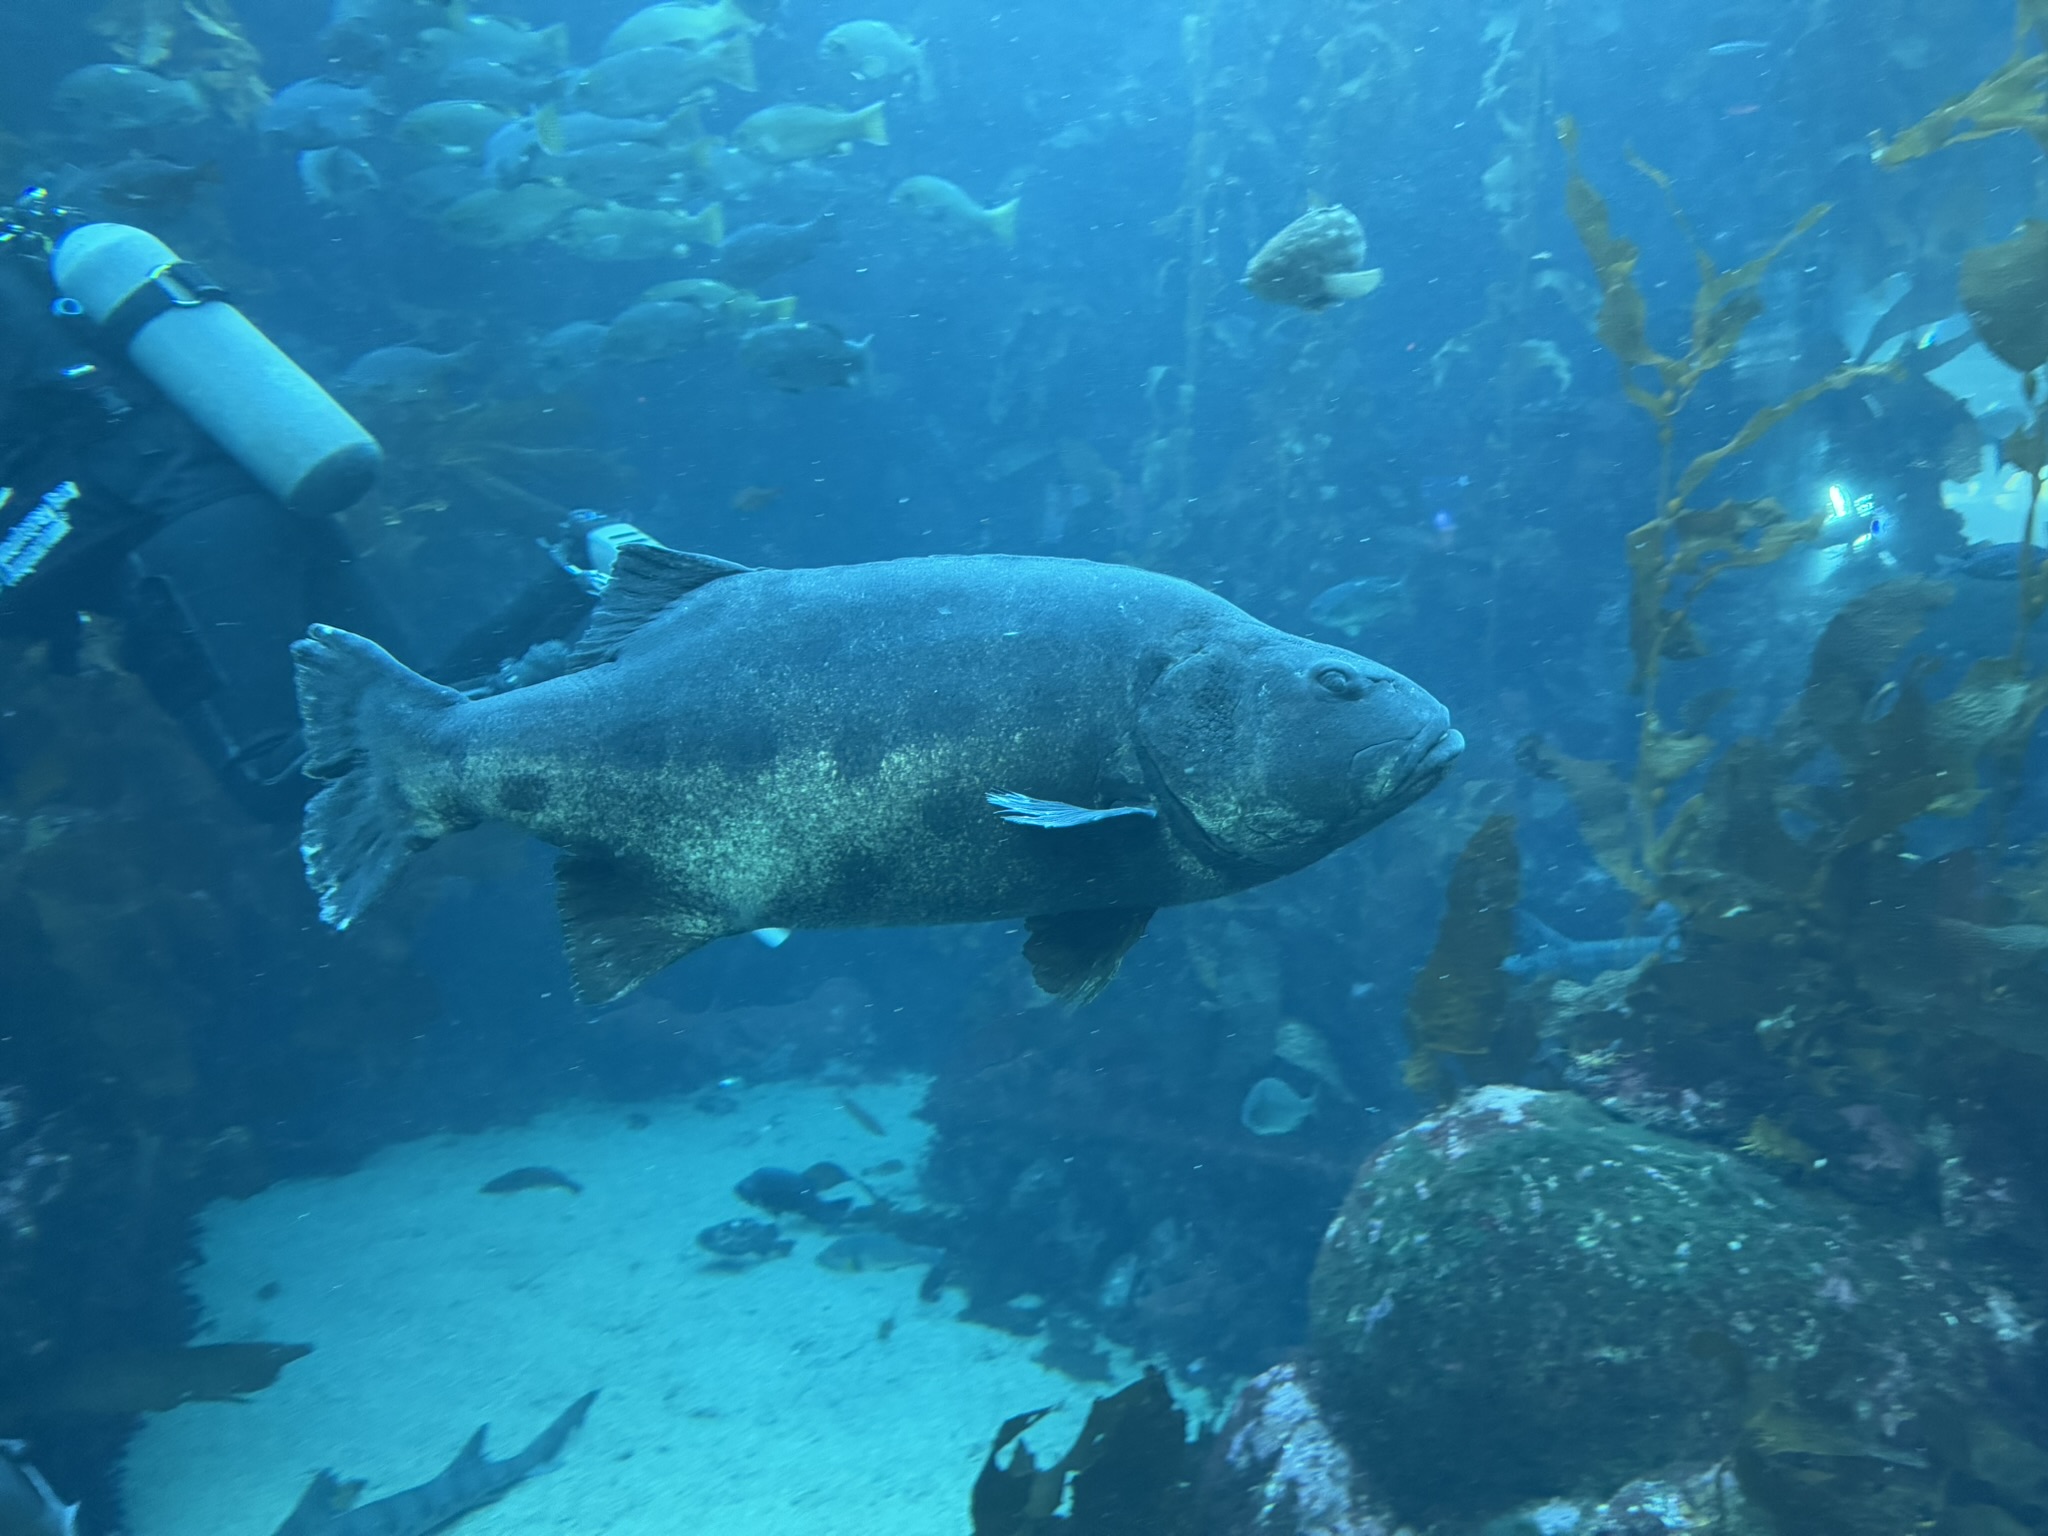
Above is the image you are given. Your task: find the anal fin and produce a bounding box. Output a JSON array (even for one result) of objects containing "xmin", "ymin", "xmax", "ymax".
[
  {"xmin": 1023, "ymin": 908, "xmax": 1154, "ymax": 1005},
  {"xmin": 555, "ymin": 853, "xmax": 725, "ymax": 1003}
]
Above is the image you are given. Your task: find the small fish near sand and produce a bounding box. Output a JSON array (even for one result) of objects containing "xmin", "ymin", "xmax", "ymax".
[
  {"xmin": 735, "ymin": 1163, "xmax": 854, "ymax": 1224},
  {"xmin": 696, "ymin": 1218, "xmax": 794, "ymax": 1263},
  {"xmin": 480, "ymin": 1166, "xmax": 583, "ymax": 1195},
  {"xmin": 268, "ymin": 1390, "xmax": 597, "ymax": 1536},
  {"xmin": 4, "ymin": 1343, "xmax": 313, "ymax": 1418},
  {"xmin": 838, "ymin": 1094, "xmax": 887, "ymax": 1136},
  {"xmin": 816, "ymin": 1233, "xmax": 944, "ymax": 1273}
]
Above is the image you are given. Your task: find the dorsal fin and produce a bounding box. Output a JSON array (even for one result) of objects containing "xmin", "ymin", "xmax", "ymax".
[{"xmin": 572, "ymin": 544, "xmax": 751, "ymax": 668}]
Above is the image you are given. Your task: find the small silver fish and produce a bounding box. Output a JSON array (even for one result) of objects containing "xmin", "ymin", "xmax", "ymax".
[
  {"xmin": 1240, "ymin": 1076, "xmax": 1316, "ymax": 1136},
  {"xmin": 1501, "ymin": 907, "xmax": 1679, "ymax": 982},
  {"xmin": 53, "ymin": 64, "xmax": 207, "ymax": 133},
  {"xmin": 1307, "ymin": 575, "xmax": 1411, "ymax": 637},
  {"xmin": 334, "ymin": 344, "xmax": 471, "ymax": 406},
  {"xmin": 298, "ymin": 146, "xmax": 382, "ymax": 211}
]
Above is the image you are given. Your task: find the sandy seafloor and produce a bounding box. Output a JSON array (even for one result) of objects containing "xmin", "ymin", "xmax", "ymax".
[{"xmin": 124, "ymin": 1076, "xmax": 1156, "ymax": 1536}]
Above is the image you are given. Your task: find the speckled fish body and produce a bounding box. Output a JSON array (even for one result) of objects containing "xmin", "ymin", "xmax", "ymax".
[{"xmin": 295, "ymin": 550, "xmax": 1460, "ymax": 1003}]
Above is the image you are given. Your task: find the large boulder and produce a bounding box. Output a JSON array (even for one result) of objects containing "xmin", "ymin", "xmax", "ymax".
[
  {"xmin": 1199, "ymin": 1362, "xmax": 1396, "ymax": 1536},
  {"xmin": 1308, "ymin": 1087, "xmax": 2037, "ymax": 1524}
]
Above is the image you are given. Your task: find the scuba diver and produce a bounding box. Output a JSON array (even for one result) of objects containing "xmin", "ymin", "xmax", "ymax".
[{"xmin": 0, "ymin": 187, "xmax": 632, "ymax": 821}]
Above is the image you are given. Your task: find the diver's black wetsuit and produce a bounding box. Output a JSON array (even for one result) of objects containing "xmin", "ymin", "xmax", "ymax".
[
  {"xmin": 0, "ymin": 201, "xmax": 608, "ymax": 821},
  {"xmin": 0, "ymin": 227, "xmax": 405, "ymax": 819}
]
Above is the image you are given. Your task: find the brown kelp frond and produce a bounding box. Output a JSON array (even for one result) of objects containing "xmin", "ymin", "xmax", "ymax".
[
  {"xmin": 1669, "ymin": 363, "xmax": 1901, "ymax": 509},
  {"xmin": 1403, "ymin": 814, "xmax": 1520, "ymax": 1101},
  {"xmin": 1515, "ymin": 738, "xmax": 1649, "ymax": 897},
  {"xmin": 92, "ymin": 0, "xmax": 270, "ymax": 124},
  {"xmin": 1877, "ymin": 49, "xmax": 2048, "ymax": 167},
  {"xmin": 1961, "ymin": 221, "xmax": 2048, "ymax": 373},
  {"xmin": 1557, "ymin": 119, "xmax": 1673, "ymax": 423},
  {"xmin": 1558, "ymin": 118, "xmax": 1834, "ymax": 438}
]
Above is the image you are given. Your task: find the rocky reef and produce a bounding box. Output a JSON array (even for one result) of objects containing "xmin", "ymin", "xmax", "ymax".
[{"xmin": 1305, "ymin": 1088, "xmax": 2042, "ymax": 1532}]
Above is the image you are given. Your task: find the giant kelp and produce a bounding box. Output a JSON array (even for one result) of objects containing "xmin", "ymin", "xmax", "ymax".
[
  {"xmin": 972, "ymin": 1369, "xmax": 1208, "ymax": 1536},
  {"xmin": 1876, "ymin": 0, "xmax": 2048, "ymax": 167},
  {"xmin": 1402, "ymin": 813, "xmax": 1521, "ymax": 1100},
  {"xmin": 1517, "ymin": 123, "xmax": 2048, "ymax": 1251},
  {"xmin": 91, "ymin": 0, "xmax": 270, "ymax": 125},
  {"xmin": 1133, "ymin": 0, "xmax": 1422, "ymax": 571},
  {"xmin": 1558, "ymin": 119, "xmax": 1896, "ymax": 750},
  {"xmin": 1876, "ymin": 0, "xmax": 2048, "ymax": 659}
]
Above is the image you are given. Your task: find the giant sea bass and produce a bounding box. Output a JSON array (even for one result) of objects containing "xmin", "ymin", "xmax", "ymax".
[{"xmin": 294, "ymin": 548, "xmax": 1462, "ymax": 1002}]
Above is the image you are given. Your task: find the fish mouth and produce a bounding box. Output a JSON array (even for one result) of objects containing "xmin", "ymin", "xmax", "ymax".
[
  {"xmin": 1351, "ymin": 725, "xmax": 1463, "ymax": 813},
  {"xmin": 1412, "ymin": 727, "xmax": 1465, "ymax": 784}
]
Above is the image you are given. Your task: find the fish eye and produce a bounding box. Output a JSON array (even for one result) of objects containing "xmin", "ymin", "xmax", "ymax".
[{"xmin": 1314, "ymin": 665, "xmax": 1364, "ymax": 699}]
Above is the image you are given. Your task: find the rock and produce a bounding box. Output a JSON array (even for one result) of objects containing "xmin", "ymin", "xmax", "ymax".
[
  {"xmin": 1307, "ymin": 1087, "xmax": 2037, "ymax": 1523},
  {"xmin": 1199, "ymin": 1361, "xmax": 1396, "ymax": 1536},
  {"xmin": 1491, "ymin": 1469, "xmax": 1766, "ymax": 1536}
]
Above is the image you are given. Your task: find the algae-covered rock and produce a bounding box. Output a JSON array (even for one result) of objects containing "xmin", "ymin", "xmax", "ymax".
[
  {"xmin": 1199, "ymin": 1361, "xmax": 1396, "ymax": 1536},
  {"xmin": 1307, "ymin": 1088, "xmax": 2036, "ymax": 1523}
]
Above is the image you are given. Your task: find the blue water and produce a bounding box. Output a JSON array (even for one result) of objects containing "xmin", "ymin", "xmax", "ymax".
[{"xmin": 2, "ymin": 0, "xmax": 2046, "ymax": 1529}]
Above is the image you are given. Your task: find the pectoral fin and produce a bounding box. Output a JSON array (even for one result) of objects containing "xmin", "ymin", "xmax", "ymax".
[
  {"xmin": 1023, "ymin": 908, "xmax": 1154, "ymax": 1004},
  {"xmin": 555, "ymin": 853, "xmax": 725, "ymax": 1003},
  {"xmin": 1322, "ymin": 267, "xmax": 1383, "ymax": 301},
  {"xmin": 987, "ymin": 791, "xmax": 1158, "ymax": 829}
]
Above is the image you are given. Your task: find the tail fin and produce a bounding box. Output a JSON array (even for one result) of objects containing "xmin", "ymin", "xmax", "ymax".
[
  {"xmin": 293, "ymin": 625, "xmax": 464, "ymax": 929},
  {"xmin": 688, "ymin": 200, "xmax": 726, "ymax": 249},
  {"xmin": 715, "ymin": 31, "xmax": 759, "ymax": 91},
  {"xmin": 857, "ymin": 101, "xmax": 889, "ymax": 147},
  {"xmin": 987, "ymin": 195, "xmax": 1020, "ymax": 248}
]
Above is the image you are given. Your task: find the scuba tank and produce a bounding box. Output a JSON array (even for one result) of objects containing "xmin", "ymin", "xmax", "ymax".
[{"xmin": 49, "ymin": 222, "xmax": 381, "ymax": 517}]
